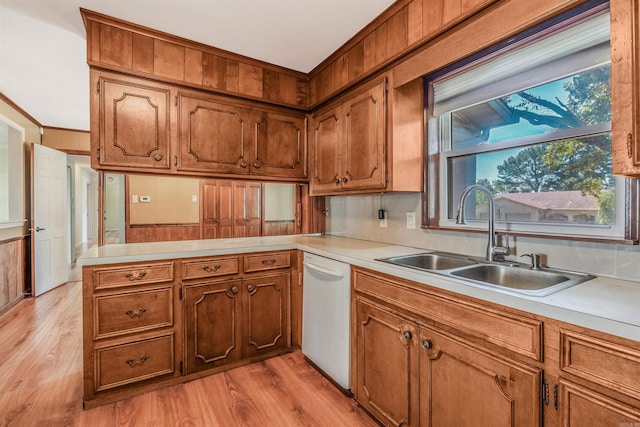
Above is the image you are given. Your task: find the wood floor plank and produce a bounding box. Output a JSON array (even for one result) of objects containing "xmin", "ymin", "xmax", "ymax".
[{"xmin": 0, "ymin": 273, "xmax": 378, "ymax": 427}]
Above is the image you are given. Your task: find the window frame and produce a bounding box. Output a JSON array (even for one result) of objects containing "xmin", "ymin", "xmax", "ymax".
[
  {"xmin": 0, "ymin": 113, "xmax": 27, "ymax": 230},
  {"xmin": 422, "ymin": 5, "xmax": 640, "ymax": 244}
]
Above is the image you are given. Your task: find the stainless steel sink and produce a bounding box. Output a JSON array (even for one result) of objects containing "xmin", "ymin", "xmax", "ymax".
[
  {"xmin": 377, "ymin": 253, "xmax": 478, "ymax": 270},
  {"xmin": 449, "ymin": 264, "xmax": 562, "ymax": 289},
  {"xmin": 376, "ymin": 252, "xmax": 594, "ymax": 296}
]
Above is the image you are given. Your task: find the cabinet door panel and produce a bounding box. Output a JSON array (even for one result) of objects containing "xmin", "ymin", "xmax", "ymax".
[
  {"xmin": 184, "ymin": 280, "xmax": 242, "ymax": 374},
  {"xmin": 254, "ymin": 112, "xmax": 307, "ymax": 178},
  {"xmin": 201, "ymin": 179, "xmax": 219, "ymax": 239},
  {"xmin": 355, "ymin": 299, "xmax": 419, "ymax": 427},
  {"xmin": 178, "ymin": 94, "xmax": 250, "ymax": 174},
  {"xmin": 311, "ymin": 110, "xmax": 341, "ymax": 194},
  {"xmin": 243, "ymin": 273, "xmax": 290, "ymax": 358},
  {"xmin": 343, "ymin": 80, "xmax": 386, "ymax": 190},
  {"xmin": 420, "ymin": 326, "xmax": 541, "ymax": 427},
  {"xmin": 559, "ymin": 380, "xmax": 640, "ymax": 426},
  {"xmin": 233, "ymin": 181, "xmax": 261, "ymax": 238},
  {"xmin": 100, "ymin": 78, "xmax": 171, "ymax": 169},
  {"xmin": 218, "ymin": 180, "xmax": 234, "ymax": 238}
]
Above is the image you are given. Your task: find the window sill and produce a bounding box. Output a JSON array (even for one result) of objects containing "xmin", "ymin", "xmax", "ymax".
[{"xmin": 422, "ymin": 224, "xmax": 639, "ymax": 245}]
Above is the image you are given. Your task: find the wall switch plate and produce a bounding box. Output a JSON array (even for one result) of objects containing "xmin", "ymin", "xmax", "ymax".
[
  {"xmin": 192, "ymin": 195, "xmax": 198, "ymax": 202},
  {"xmin": 379, "ymin": 217, "xmax": 388, "ymax": 228},
  {"xmin": 406, "ymin": 212, "xmax": 416, "ymax": 229},
  {"xmin": 132, "ymin": 195, "xmax": 139, "ymax": 203}
]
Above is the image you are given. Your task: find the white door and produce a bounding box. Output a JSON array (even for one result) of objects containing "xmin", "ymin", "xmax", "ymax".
[{"xmin": 32, "ymin": 144, "xmax": 68, "ymax": 296}]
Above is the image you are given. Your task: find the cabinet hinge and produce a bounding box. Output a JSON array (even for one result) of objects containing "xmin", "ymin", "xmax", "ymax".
[
  {"xmin": 174, "ymin": 155, "xmax": 178, "ymax": 166},
  {"xmin": 96, "ymin": 81, "xmax": 100, "ymax": 94},
  {"xmin": 627, "ymin": 133, "xmax": 634, "ymax": 159},
  {"xmin": 175, "ymin": 95, "xmax": 178, "ymax": 107},
  {"xmin": 96, "ymin": 148, "xmax": 100, "ymax": 161},
  {"xmin": 179, "ymin": 361, "xmax": 183, "ymax": 375},
  {"xmin": 553, "ymin": 384, "xmax": 559, "ymax": 410},
  {"xmin": 179, "ymin": 288, "xmax": 183, "ymax": 300},
  {"xmin": 385, "ymin": 81, "xmax": 389, "ymax": 92},
  {"xmin": 542, "ymin": 378, "xmax": 549, "ymax": 406}
]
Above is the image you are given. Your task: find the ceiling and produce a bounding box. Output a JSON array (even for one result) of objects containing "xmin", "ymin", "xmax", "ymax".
[{"xmin": 0, "ymin": 0, "xmax": 396, "ymax": 131}]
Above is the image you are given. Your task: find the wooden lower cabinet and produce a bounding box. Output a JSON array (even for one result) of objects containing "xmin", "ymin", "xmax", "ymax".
[
  {"xmin": 83, "ymin": 250, "xmax": 295, "ymax": 407},
  {"xmin": 183, "ymin": 273, "xmax": 290, "ymax": 375},
  {"xmin": 559, "ymin": 380, "xmax": 640, "ymax": 426},
  {"xmin": 184, "ymin": 279, "xmax": 243, "ymax": 374},
  {"xmin": 352, "ymin": 267, "xmax": 640, "ymax": 427},
  {"xmin": 354, "ymin": 299, "xmax": 419, "ymax": 426},
  {"xmin": 243, "ymin": 273, "xmax": 290, "ymax": 358},
  {"xmin": 419, "ymin": 326, "xmax": 541, "ymax": 427},
  {"xmin": 354, "ymin": 298, "xmax": 541, "ymax": 427}
]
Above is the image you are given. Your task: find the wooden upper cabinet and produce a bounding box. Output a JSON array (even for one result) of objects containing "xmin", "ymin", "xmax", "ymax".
[
  {"xmin": 611, "ymin": 0, "xmax": 640, "ymax": 176},
  {"xmin": 342, "ymin": 81, "xmax": 386, "ymax": 190},
  {"xmin": 310, "ymin": 76, "xmax": 387, "ymax": 195},
  {"xmin": 253, "ymin": 111, "xmax": 307, "ymax": 179},
  {"xmin": 82, "ymin": 9, "xmax": 308, "ymax": 109},
  {"xmin": 311, "ymin": 109, "xmax": 342, "ymax": 194},
  {"xmin": 178, "ymin": 93, "xmax": 251, "ymax": 175},
  {"xmin": 94, "ymin": 73, "xmax": 171, "ymax": 170},
  {"xmin": 177, "ymin": 92, "xmax": 308, "ymax": 180}
]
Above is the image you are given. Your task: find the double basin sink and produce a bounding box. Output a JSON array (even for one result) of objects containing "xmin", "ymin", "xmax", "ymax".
[{"xmin": 376, "ymin": 252, "xmax": 594, "ymax": 296}]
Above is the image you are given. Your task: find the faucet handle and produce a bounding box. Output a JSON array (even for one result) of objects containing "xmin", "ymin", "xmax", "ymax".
[{"xmin": 521, "ymin": 253, "xmax": 542, "ymax": 270}]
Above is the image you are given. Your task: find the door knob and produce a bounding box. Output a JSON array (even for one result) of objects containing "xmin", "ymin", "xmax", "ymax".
[{"xmin": 35, "ymin": 227, "xmax": 46, "ymax": 232}]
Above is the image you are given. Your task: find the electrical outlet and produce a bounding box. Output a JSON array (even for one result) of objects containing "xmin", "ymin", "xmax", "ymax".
[
  {"xmin": 406, "ymin": 212, "xmax": 416, "ymax": 229},
  {"xmin": 379, "ymin": 217, "xmax": 388, "ymax": 228}
]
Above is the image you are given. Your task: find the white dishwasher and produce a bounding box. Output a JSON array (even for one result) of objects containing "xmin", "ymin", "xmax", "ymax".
[{"xmin": 302, "ymin": 252, "xmax": 351, "ymax": 391}]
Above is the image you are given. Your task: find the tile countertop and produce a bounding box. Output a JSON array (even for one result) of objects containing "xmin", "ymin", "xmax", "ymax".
[{"xmin": 78, "ymin": 234, "xmax": 640, "ymax": 342}]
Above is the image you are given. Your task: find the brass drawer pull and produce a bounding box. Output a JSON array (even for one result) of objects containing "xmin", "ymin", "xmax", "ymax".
[
  {"xmin": 124, "ymin": 308, "xmax": 147, "ymax": 318},
  {"xmin": 203, "ymin": 264, "xmax": 221, "ymax": 272},
  {"xmin": 124, "ymin": 271, "xmax": 148, "ymax": 281},
  {"xmin": 125, "ymin": 355, "xmax": 148, "ymax": 367},
  {"xmin": 261, "ymin": 259, "xmax": 276, "ymax": 265}
]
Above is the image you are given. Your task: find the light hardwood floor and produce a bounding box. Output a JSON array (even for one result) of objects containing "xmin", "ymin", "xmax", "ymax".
[{"xmin": 0, "ymin": 277, "xmax": 378, "ymax": 427}]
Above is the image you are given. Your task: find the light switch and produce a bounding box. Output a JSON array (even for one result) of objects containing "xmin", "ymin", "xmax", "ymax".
[
  {"xmin": 192, "ymin": 194, "xmax": 198, "ymax": 202},
  {"xmin": 132, "ymin": 195, "xmax": 139, "ymax": 203},
  {"xmin": 406, "ymin": 212, "xmax": 416, "ymax": 229}
]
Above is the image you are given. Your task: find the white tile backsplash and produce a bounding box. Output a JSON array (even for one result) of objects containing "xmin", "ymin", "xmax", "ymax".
[{"xmin": 325, "ymin": 193, "xmax": 640, "ymax": 282}]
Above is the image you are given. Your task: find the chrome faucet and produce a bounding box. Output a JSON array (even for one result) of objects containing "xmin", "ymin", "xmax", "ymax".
[{"xmin": 455, "ymin": 184, "xmax": 509, "ymax": 262}]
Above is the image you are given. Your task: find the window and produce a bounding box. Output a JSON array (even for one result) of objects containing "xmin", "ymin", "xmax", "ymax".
[
  {"xmin": 0, "ymin": 114, "xmax": 26, "ymax": 229},
  {"xmin": 426, "ymin": 6, "xmax": 635, "ymax": 241}
]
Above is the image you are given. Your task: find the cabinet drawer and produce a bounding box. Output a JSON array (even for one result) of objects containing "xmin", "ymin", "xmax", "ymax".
[
  {"xmin": 243, "ymin": 252, "xmax": 291, "ymax": 273},
  {"xmin": 94, "ymin": 287, "xmax": 173, "ymax": 339},
  {"xmin": 94, "ymin": 262, "xmax": 174, "ymax": 290},
  {"xmin": 353, "ymin": 268, "xmax": 542, "ymax": 361},
  {"xmin": 182, "ymin": 256, "xmax": 240, "ymax": 280},
  {"xmin": 95, "ymin": 333, "xmax": 174, "ymax": 392},
  {"xmin": 560, "ymin": 329, "xmax": 640, "ymax": 400}
]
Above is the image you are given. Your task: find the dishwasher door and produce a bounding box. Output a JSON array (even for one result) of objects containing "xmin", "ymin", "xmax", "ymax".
[{"xmin": 302, "ymin": 253, "xmax": 351, "ymax": 390}]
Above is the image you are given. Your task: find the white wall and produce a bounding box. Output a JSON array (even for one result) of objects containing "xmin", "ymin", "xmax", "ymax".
[{"xmin": 325, "ymin": 193, "xmax": 640, "ymax": 282}]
